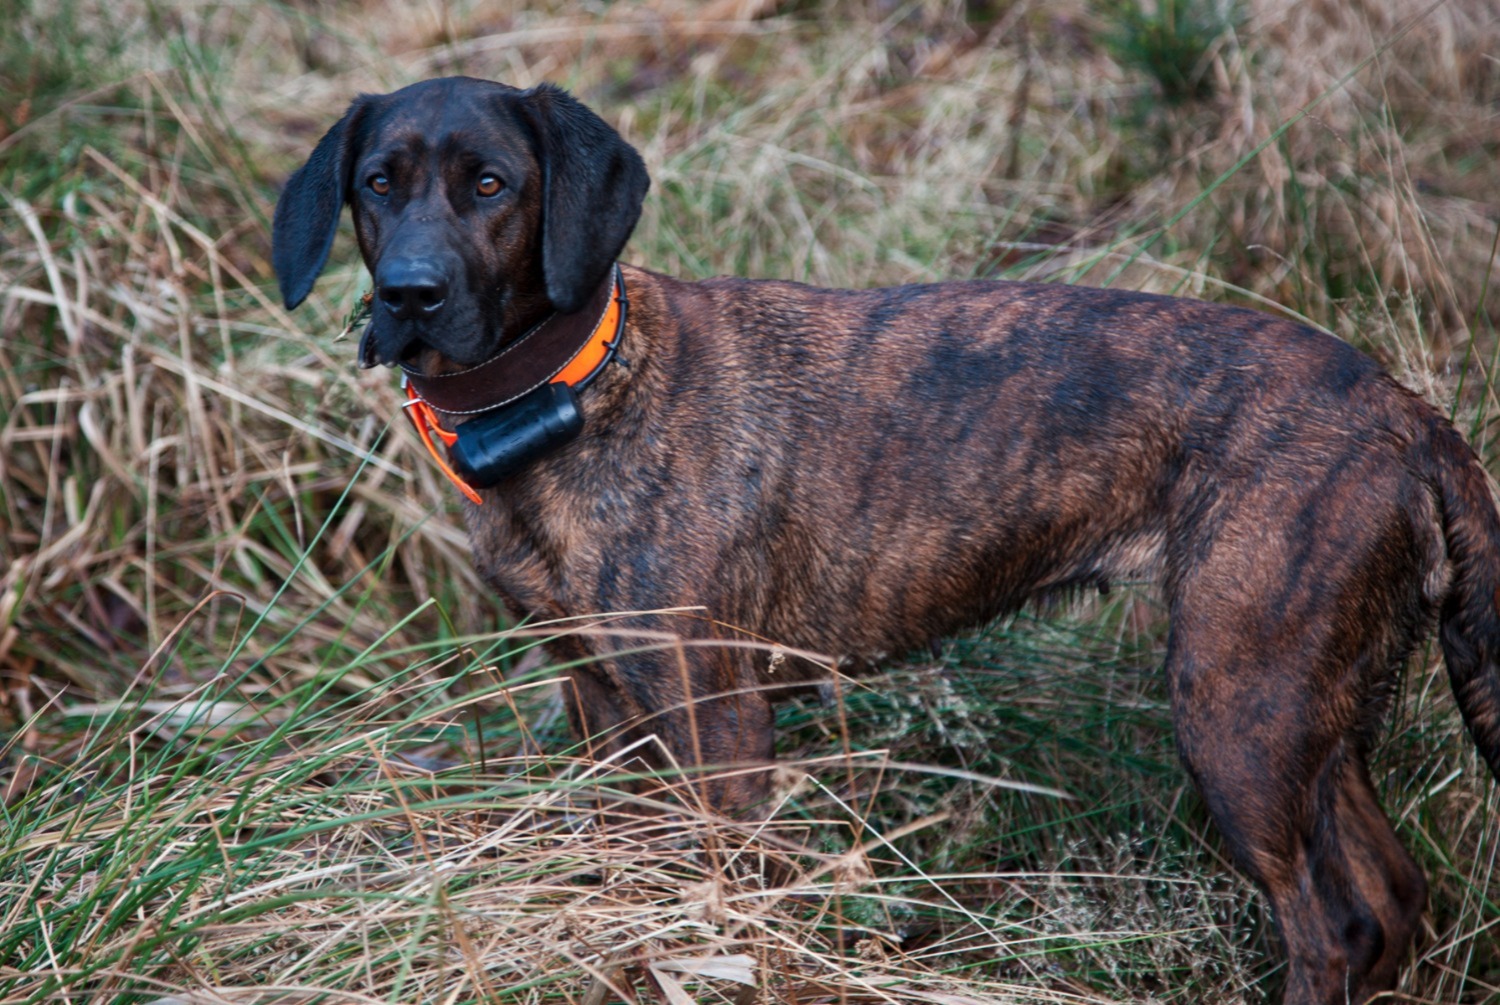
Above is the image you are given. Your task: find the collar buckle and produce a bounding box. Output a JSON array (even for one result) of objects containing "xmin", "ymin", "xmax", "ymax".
[{"xmin": 402, "ymin": 376, "xmax": 482, "ymax": 504}]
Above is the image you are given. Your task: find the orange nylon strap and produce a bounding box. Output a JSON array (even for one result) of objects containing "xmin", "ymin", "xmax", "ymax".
[
  {"xmin": 552, "ymin": 273, "xmax": 623, "ymax": 387},
  {"xmin": 402, "ymin": 382, "xmax": 483, "ymax": 505},
  {"xmin": 401, "ymin": 268, "xmax": 625, "ymax": 505}
]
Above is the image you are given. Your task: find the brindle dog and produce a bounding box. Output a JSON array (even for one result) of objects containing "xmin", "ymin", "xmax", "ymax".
[{"xmin": 272, "ymin": 77, "xmax": 1500, "ymax": 1005}]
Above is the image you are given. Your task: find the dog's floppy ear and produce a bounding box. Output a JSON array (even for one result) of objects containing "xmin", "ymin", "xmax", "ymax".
[
  {"xmin": 272, "ymin": 99, "xmax": 370, "ymax": 310},
  {"xmin": 516, "ymin": 84, "xmax": 649, "ymax": 314}
]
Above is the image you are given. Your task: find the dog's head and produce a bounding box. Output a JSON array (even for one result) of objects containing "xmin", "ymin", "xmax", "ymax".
[{"xmin": 272, "ymin": 77, "xmax": 649, "ymax": 369}]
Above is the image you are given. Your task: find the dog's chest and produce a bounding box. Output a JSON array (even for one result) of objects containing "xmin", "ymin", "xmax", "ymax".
[
  {"xmin": 460, "ymin": 459, "xmax": 664, "ymax": 622},
  {"xmin": 462, "ymin": 490, "xmax": 579, "ymax": 615}
]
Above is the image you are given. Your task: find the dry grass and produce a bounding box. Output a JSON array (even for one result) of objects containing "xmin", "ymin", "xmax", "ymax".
[
  {"xmin": 2, "ymin": 0, "xmax": 1498, "ymax": 1002},
  {"xmin": 0, "ymin": 652, "xmax": 1197, "ymax": 1005}
]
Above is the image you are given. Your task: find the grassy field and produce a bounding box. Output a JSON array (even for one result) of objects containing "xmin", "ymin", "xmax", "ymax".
[{"xmin": 1, "ymin": 0, "xmax": 1497, "ymax": 1002}]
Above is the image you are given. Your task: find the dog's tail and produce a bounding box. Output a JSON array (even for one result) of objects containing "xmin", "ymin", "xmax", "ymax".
[{"xmin": 1422, "ymin": 409, "xmax": 1500, "ymax": 781}]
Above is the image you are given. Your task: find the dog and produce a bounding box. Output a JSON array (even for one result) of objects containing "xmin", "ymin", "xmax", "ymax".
[{"xmin": 271, "ymin": 76, "xmax": 1500, "ymax": 1005}]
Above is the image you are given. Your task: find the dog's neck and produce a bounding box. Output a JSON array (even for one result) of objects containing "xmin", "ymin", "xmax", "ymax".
[
  {"xmin": 396, "ymin": 266, "xmax": 631, "ymax": 504},
  {"xmin": 401, "ymin": 266, "xmax": 625, "ymax": 417}
]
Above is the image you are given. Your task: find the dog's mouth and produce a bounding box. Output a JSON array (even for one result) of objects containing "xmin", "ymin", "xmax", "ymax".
[
  {"xmin": 358, "ymin": 324, "xmax": 429, "ymax": 370},
  {"xmin": 396, "ymin": 337, "xmax": 426, "ymax": 367}
]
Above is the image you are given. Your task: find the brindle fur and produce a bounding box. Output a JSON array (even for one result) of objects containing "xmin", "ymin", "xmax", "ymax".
[{"xmin": 272, "ymin": 77, "xmax": 1500, "ymax": 1005}]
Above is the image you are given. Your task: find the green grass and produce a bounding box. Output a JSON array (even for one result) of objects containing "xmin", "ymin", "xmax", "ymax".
[
  {"xmin": 1096, "ymin": 0, "xmax": 1241, "ymax": 105},
  {"xmin": 2, "ymin": 0, "xmax": 1498, "ymax": 1002}
]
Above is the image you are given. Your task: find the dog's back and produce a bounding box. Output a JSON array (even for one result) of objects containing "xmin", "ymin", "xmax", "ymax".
[{"xmin": 580, "ymin": 273, "xmax": 1476, "ymax": 673}]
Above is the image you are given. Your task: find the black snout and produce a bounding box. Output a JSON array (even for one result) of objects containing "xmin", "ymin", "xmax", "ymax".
[{"xmin": 377, "ymin": 259, "xmax": 449, "ymax": 320}]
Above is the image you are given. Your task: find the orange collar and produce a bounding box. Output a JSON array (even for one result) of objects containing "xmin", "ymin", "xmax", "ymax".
[{"xmin": 401, "ymin": 266, "xmax": 627, "ymax": 504}]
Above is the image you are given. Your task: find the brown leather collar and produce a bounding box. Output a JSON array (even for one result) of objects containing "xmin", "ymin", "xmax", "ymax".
[{"xmin": 401, "ymin": 265, "xmax": 624, "ymax": 415}]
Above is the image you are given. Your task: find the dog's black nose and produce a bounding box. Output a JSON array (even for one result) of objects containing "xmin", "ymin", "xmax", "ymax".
[{"xmin": 377, "ymin": 259, "xmax": 449, "ymax": 320}]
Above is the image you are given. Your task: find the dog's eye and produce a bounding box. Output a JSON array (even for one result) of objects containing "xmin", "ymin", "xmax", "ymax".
[
  {"xmin": 476, "ymin": 174, "xmax": 503, "ymax": 198},
  {"xmin": 368, "ymin": 174, "xmax": 391, "ymax": 196}
]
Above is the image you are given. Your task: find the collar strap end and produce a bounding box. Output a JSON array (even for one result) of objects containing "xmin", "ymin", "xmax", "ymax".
[{"xmin": 403, "ymin": 378, "xmax": 482, "ymax": 504}]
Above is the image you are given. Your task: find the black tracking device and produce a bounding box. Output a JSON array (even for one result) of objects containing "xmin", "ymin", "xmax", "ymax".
[{"xmin": 448, "ymin": 382, "xmax": 584, "ymax": 488}]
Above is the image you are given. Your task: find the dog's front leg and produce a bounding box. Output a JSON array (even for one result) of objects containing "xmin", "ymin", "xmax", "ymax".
[{"xmin": 562, "ymin": 646, "xmax": 776, "ymax": 815}]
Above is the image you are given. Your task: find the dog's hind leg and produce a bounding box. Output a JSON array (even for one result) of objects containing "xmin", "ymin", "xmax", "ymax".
[{"xmin": 1162, "ymin": 474, "xmax": 1433, "ymax": 1004}]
